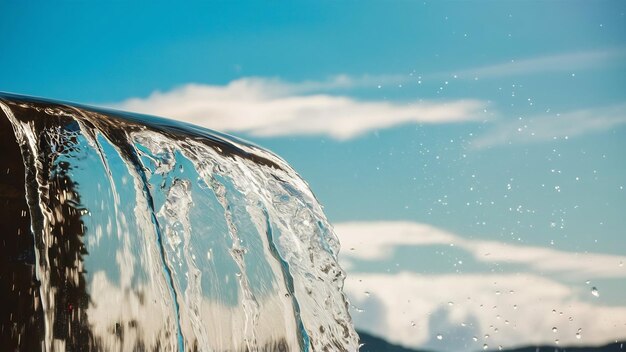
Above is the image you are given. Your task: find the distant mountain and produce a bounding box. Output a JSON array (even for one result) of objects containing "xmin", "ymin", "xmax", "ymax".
[
  {"xmin": 356, "ymin": 330, "xmax": 625, "ymax": 352},
  {"xmin": 357, "ymin": 330, "xmax": 431, "ymax": 352},
  {"xmin": 502, "ymin": 342, "xmax": 625, "ymax": 352}
]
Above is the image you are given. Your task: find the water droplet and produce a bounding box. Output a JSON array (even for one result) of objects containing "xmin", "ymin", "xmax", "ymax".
[
  {"xmin": 591, "ymin": 287, "xmax": 599, "ymax": 297},
  {"xmin": 552, "ymin": 327, "xmax": 558, "ymax": 333},
  {"xmin": 473, "ymin": 336, "xmax": 478, "ymax": 342},
  {"xmin": 436, "ymin": 334, "xmax": 443, "ymax": 340},
  {"xmin": 576, "ymin": 332, "xmax": 581, "ymax": 339},
  {"xmin": 448, "ymin": 301, "xmax": 454, "ymax": 306},
  {"xmin": 483, "ymin": 343, "xmax": 489, "ymax": 350},
  {"xmin": 484, "ymin": 334, "xmax": 490, "ymax": 339}
]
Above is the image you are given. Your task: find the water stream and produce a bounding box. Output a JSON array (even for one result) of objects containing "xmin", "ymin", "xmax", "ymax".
[{"xmin": 0, "ymin": 93, "xmax": 358, "ymax": 351}]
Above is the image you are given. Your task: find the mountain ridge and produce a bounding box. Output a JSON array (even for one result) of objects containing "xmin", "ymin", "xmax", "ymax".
[{"xmin": 357, "ymin": 330, "xmax": 625, "ymax": 352}]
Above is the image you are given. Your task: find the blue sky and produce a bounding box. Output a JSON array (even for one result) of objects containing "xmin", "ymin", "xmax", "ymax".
[{"xmin": 2, "ymin": 1, "xmax": 626, "ymax": 351}]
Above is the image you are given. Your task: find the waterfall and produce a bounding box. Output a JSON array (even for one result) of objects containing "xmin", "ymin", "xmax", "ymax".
[{"xmin": 0, "ymin": 93, "xmax": 358, "ymax": 351}]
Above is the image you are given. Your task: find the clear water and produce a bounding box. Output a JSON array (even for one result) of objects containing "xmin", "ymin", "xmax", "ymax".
[{"xmin": 0, "ymin": 94, "xmax": 358, "ymax": 351}]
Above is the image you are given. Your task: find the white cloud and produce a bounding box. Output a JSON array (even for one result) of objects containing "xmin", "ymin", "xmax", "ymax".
[
  {"xmin": 107, "ymin": 78, "xmax": 487, "ymax": 140},
  {"xmin": 464, "ymin": 239, "xmax": 626, "ymax": 280},
  {"xmin": 449, "ymin": 47, "xmax": 626, "ymax": 79},
  {"xmin": 335, "ymin": 221, "xmax": 626, "ymax": 349},
  {"xmin": 470, "ymin": 103, "xmax": 626, "ymax": 149},
  {"xmin": 105, "ymin": 48, "xmax": 625, "ymax": 141},
  {"xmin": 335, "ymin": 221, "xmax": 458, "ymax": 262},
  {"xmin": 335, "ymin": 221, "xmax": 626, "ymax": 279},
  {"xmin": 346, "ymin": 271, "xmax": 626, "ymax": 351}
]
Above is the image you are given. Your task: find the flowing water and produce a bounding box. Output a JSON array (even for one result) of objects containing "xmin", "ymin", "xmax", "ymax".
[{"xmin": 0, "ymin": 93, "xmax": 358, "ymax": 351}]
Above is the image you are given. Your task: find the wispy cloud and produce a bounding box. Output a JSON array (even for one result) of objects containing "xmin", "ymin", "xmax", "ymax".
[
  {"xmin": 106, "ymin": 48, "xmax": 624, "ymax": 141},
  {"xmin": 108, "ymin": 78, "xmax": 487, "ymax": 140},
  {"xmin": 470, "ymin": 103, "xmax": 626, "ymax": 149},
  {"xmin": 448, "ymin": 47, "xmax": 626, "ymax": 79},
  {"xmin": 335, "ymin": 221, "xmax": 626, "ymax": 279}
]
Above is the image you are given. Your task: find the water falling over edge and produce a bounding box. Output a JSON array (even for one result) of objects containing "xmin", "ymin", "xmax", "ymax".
[{"xmin": 0, "ymin": 92, "xmax": 359, "ymax": 351}]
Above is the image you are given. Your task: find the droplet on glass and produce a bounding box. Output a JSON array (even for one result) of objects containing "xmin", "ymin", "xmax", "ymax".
[
  {"xmin": 591, "ymin": 287, "xmax": 599, "ymax": 297},
  {"xmin": 483, "ymin": 343, "xmax": 488, "ymax": 350},
  {"xmin": 473, "ymin": 336, "xmax": 478, "ymax": 342},
  {"xmin": 552, "ymin": 327, "xmax": 558, "ymax": 333}
]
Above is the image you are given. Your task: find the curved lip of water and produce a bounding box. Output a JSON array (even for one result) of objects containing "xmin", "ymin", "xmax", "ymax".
[{"xmin": 0, "ymin": 91, "xmax": 286, "ymax": 171}]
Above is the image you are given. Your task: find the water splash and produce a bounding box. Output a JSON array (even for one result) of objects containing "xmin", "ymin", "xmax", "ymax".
[{"xmin": 0, "ymin": 93, "xmax": 358, "ymax": 351}]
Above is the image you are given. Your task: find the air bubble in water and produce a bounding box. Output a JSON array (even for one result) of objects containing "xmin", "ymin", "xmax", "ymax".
[
  {"xmin": 591, "ymin": 287, "xmax": 599, "ymax": 297},
  {"xmin": 552, "ymin": 327, "xmax": 558, "ymax": 333},
  {"xmin": 436, "ymin": 334, "xmax": 443, "ymax": 340}
]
